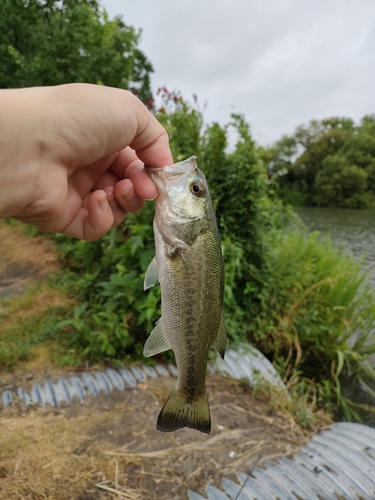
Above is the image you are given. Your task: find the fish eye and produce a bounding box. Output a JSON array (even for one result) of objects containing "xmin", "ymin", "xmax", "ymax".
[{"xmin": 190, "ymin": 182, "xmax": 204, "ymax": 196}]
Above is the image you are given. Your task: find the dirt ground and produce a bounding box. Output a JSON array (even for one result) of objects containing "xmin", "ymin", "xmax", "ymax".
[
  {"xmin": 0, "ymin": 221, "xmax": 321, "ymax": 499},
  {"xmin": 1, "ymin": 372, "xmax": 315, "ymax": 500}
]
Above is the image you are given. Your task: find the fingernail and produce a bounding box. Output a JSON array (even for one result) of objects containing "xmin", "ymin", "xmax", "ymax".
[
  {"xmin": 122, "ymin": 184, "xmax": 138, "ymax": 203},
  {"xmin": 145, "ymin": 189, "xmax": 158, "ymax": 201},
  {"xmin": 98, "ymin": 194, "xmax": 108, "ymax": 213}
]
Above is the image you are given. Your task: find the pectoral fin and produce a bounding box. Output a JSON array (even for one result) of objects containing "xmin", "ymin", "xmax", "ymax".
[
  {"xmin": 211, "ymin": 313, "xmax": 227, "ymax": 359},
  {"xmin": 143, "ymin": 318, "xmax": 171, "ymax": 357},
  {"xmin": 144, "ymin": 256, "xmax": 159, "ymax": 290}
]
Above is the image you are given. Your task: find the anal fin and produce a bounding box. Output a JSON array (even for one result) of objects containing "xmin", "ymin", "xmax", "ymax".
[{"xmin": 211, "ymin": 313, "xmax": 227, "ymax": 359}]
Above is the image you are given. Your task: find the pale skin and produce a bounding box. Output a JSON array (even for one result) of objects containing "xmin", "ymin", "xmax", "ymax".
[{"xmin": 0, "ymin": 83, "xmax": 173, "ymax": 240}]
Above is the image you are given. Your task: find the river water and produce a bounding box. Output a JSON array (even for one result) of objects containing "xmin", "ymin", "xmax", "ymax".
[
  {"xmin": 295, "ymin": 207, "xmax": 375, "ymax": 424},
  {"xmin": 295, "ymin": 207, "xmax": 375, "ymax": 285}
]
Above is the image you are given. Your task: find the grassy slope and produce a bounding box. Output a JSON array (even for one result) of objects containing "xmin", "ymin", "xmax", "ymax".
[{"xmin": 0, "ymin": 221, "xmax": 74, "ymax": 369}]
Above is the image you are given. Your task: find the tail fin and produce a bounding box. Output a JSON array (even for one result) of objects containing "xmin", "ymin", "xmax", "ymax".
[{"xmin": 157, "ymin": 387, "xmax": 211, "ymax": 434}]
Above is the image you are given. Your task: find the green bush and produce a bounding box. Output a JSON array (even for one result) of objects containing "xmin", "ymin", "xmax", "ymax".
[
  {"xmin": 251, "ymin": 230, "xmax": 375, "ymax": 419},
  {"xmin": 48, "ymin": 204, "xmax": 160, "ymax": 361}
]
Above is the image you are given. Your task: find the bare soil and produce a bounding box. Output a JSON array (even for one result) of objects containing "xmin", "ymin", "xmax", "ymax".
[{"xmin": 1, "ymin": 373, "xmax": 314, "ymax": 500}]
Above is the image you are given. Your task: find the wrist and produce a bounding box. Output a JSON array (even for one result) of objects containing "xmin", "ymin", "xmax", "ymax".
[{"xmin": 0, "ymin": 87, "xmax": 49, "ymax": 218}]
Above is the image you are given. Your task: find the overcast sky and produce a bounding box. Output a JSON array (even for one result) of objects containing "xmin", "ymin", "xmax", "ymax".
[{"xmin": 102, "ymin": 0, "xmax": 375, "ymax": 146}]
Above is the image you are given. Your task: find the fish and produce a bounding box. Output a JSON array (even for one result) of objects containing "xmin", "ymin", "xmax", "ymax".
[{"xmin": 143, "ymin": 156, "xmax": 226, "ymax": 435}]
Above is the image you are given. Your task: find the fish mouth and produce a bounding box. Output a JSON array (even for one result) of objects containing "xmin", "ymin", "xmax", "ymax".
[
  {"xmin": 144, "ymin": 165, "xmax": 166, "ymax": 192},
  {"xmin": 145, "ymin": 156, "xmax": 198, "ymax": 191}
]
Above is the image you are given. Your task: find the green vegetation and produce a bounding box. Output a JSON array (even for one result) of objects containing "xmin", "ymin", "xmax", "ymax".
[
  {"xmin": 40, "ymin": 91, "xmax": 375, "ymax": 422},
  {"xmin": 1, "ymin": 1, "xmax": 375, "ymax": 424},
  {"xmin": 0, "ymin": 285, "xmax": 74, "ymax": 368},
  {"xmin": 46, "ymin": 206, "xmax": 160, "ymax": 362},
  {"xmin": 262, "ymin": 116, "xmax": 375, "ymax": 207}
]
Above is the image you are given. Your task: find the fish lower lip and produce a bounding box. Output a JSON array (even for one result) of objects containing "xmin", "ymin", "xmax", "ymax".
[
  {"xmin": 144, "ymin": 164, "xmax": 162, "ymax": 173},
  {"xmin": 144, "ymin": 166, "xmax": 165, "ymax": 191}
]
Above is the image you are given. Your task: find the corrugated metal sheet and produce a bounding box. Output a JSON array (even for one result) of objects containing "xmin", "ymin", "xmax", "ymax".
[
  {"xmin": 0, "ymin": 364, "xmax": 175, "ymax": 408},
  {"xmin": 1, "ymin": 343, "xmax": 286, "ymax": 409},
  {"xmin": 212, "ymin": 343, "xmax": 288, "ymax": 395},
  {"xmin": 189, "ymin": 422, "xmax": 375, "ymax": 499}
]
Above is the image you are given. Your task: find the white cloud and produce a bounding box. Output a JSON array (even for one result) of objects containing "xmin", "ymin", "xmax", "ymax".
[{"xmin": 102, "ymin": 0, "xmax": 375, "ymax": 145}]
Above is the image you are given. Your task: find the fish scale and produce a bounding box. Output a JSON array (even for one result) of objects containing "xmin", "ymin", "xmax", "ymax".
[{"xmin": 159, "ymin": 230, "xmax": 221, "ymax": 395}]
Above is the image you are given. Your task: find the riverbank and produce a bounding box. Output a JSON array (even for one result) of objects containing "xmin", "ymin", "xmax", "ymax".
[{"xmin": 295, "ymin": 206, "xmax": 375, "ymax": 425}]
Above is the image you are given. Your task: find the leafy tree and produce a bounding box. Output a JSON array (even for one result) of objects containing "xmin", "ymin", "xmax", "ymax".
[
  {"xmin": 360, "ymin": 114, "xmax": 375, "ymax": 134},
  {"xmin": 291, "ymin": 118, "xmax": 354, "ymax": 190},
  {"xmin": 266, "ymin": 115, "xmax": 375, "ymax": 208},
  {"xmin": 342, "ymin": 133, "xmax": 375, "ymax": 170},
  {"xmin": 156, "ymin": 88, "xmax": 203, "ymax": 162},
  {"xmin": 207, "ymin": 114, "xmax": 270, "ymax": 265},
  {"xmin": 258, "ymin": 136, "xmax": 309, "ymax": 205},
  {"xmin": 265, "ymin": 135, "xmax": 298, "ymax": 178},
  {"xmin": 314, "ymin": 155, "xmax": 369, "ymax": 207},
  {"xmin": 201, "ymin": 122, "xmax": 227, "ymax": 188},
  {"xmin": 0, "ymin": 0, "xmax": 152, "ymax": 100}
]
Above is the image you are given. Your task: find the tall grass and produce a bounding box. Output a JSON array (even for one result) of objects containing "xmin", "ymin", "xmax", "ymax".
[{"xmin": 250, "ymin": 229, "xmax": 375, "ymax": 420}]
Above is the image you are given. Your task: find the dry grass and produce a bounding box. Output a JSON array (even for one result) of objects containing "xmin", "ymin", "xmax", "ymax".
[
  {"xmin": 0, "ymin": 221, "xmax": 58, "ymax": 276},
  {"xmin": 0, "ymin": 401, "xmax": 142, "ymax": 500},
  {"xmin": 0, "ymin": 376, "xmax": 326, "ymax": 500},
  {"xmin": 0, "ymin": 286, "xmax": 72, "ymax": 324}
]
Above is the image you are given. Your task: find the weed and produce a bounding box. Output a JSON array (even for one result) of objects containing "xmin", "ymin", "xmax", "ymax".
[{"xmin": 0, "ymin": 286, "xmax": 73, "ymax": 368}]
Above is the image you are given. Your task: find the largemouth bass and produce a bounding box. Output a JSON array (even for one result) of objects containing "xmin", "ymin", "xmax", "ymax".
[{"xmin": 144, "ymin": 156, "xmax": 226, "ymax": 435}]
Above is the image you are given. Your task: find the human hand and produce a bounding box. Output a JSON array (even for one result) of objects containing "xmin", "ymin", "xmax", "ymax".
[{"xmin": 0, "ymin": 84, "xmax": 173, "ymax": 240}]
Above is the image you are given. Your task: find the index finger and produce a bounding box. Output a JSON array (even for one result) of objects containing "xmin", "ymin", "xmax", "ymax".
[
  {"xmin": 129, "ymin": 112, "xmax": 173, "ymax": 168},
  {"xmin": 51, "ymin": 84, "xmax": 173, "ymax": 170}
]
